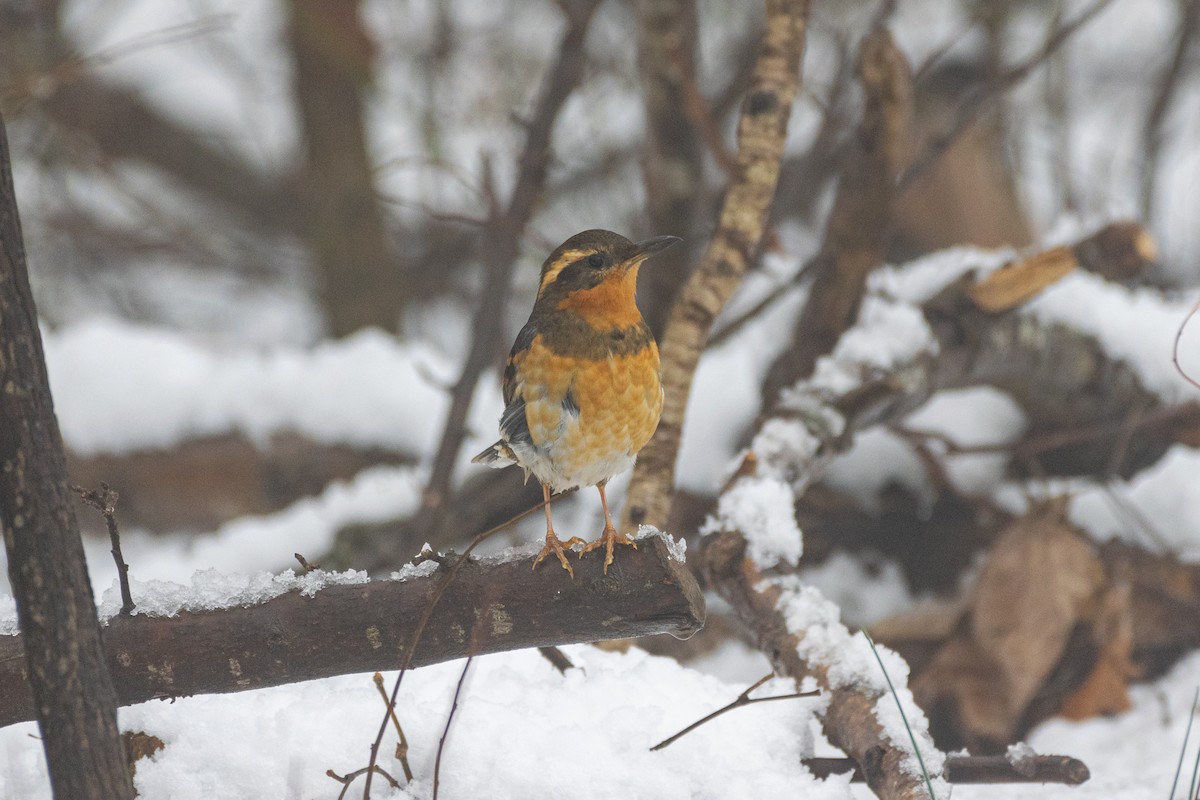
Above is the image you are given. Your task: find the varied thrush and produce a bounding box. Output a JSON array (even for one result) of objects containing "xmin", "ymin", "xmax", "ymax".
[{"xmin": 472, "ymin": 229, "xmax": 680, "ymax": 576}]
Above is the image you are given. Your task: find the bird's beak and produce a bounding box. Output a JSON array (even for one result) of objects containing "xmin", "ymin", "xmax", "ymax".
[{"xmin": 630, "ymin": 235, "xmax": 682, "ymax": 265}]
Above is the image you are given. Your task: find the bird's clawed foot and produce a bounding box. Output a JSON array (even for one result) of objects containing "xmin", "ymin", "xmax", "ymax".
[
  {"xmin": 532, "ymin": 531, "xmax": 586, "ymax": 578},
  {"xmin": 580, "ymin": 525, "xmax": 637, "ymax": 574}
]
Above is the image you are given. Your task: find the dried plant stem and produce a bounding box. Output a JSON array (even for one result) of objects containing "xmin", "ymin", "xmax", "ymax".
[
  {"xmin": 1173, "ymin": 300, "xmax": 1200, "ymax": 392},
  {"xmin": 326, "ymin": 766, "xmax": 399, "ymax": 800},
  {"xmin": 537, "ymin": 646, "xmax": 575, "ymax": 674},
  {"xmin": 650, "ymin": 673, "xmax": 817, "ymax": 751},
  {"xmin": 897, "ymin": 0, "xmax": 1114, "ymax": 192},
  {"xmin": 72, "ymin": 482, "xmax": 135, "ymax": 616},
  {"xmin": 432, "ymin": 656, "xmax": 475, "ymax": 800},
  {"xmin": 371, "ymin": 672, "xmax": 413, "ymax": 782}
]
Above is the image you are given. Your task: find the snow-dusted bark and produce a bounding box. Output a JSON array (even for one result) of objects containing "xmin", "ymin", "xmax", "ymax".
[{"xmin": 0, "ymin": 532, "xmax": 701, "ymax": 729}]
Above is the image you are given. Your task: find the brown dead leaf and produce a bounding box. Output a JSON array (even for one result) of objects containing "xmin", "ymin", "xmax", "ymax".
[
  {"xmin": 970, "ymin": 502, "xmax": 1106, "ymax": 712},
  {"xmin": 1060, "ymin": 583, "xmax": 1135, "ymax": 719},
  {"xmin": 911, "ymin": 501, "xmax": 1108, "ymax": 750}
]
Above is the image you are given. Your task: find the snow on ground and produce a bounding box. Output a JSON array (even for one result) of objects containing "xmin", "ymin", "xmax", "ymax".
[
  {"xmin": 44, "ymin": 318, "xmax": 497, "ymax": 457},
  {"xmin": 0, "ymin": 462, "xmax": 424, "ymax": 599},
  {"xmin": 952, "ymin": 649, "xmax": 1200, "ymax": 800},
  {"xmin": 0, "ymin": 646, "xmax": 851, "ymax": 800},
  {"xmin": 998, "ymin": 444, "xmax": 1200, "ymax": 563}
]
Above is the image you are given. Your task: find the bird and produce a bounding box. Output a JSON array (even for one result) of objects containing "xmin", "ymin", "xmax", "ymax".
[{"xmin": 472, "ymin": 229, "xmax": 680, "ymax": 577}]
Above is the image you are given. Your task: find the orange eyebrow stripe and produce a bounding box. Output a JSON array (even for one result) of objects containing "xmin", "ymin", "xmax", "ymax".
[{"xmin": 538, "ymin": 249, "xmax": 593, "ymax": 294}]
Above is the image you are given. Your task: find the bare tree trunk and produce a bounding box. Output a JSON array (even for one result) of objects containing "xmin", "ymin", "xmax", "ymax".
[
  {"xmin": 0, "ymin": 111, "xmax": 133, "ymax": 798},
  {"xmin": 286, "ymin": 0, "xmax": 402, "ymax": 337}
]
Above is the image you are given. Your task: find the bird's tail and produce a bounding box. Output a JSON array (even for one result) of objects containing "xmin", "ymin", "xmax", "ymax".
[{"xmin": 471, "ymin": 440, "xmax": 516, "ymax": 468}]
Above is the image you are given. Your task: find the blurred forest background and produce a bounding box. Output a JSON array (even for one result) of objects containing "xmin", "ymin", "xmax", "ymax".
[{"xmin": 5, "ymin": 0, "xmax": 1200, "ymax": 784}]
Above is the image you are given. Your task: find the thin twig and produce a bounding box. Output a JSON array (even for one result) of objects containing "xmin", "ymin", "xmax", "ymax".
[
  {"xmin": 1168, "ymin": 689, "xmax": 1199, "ymax": 800},
  {"xmin": 410, "ymin": 0, "xmax": 602, "ymax": 548},
  {"xmin": 537, "ymin": 646, "xmax": 576, "ymax": 674},
  {"xmin": 432, "ymin": 656, "xmax": 475, "ymax": 800},
  {"xmin": 294, "ymin": 553, "xmax": 320, "ymax": 573},
  {"xmin": 650, "ymin": 673, "xmax": 817, "ymax": 751},
  {"xmin": 707, "ymin": 260, "xmax": 817, "ymax": 348},
  {"xmin": 897, "ymin": 0, "xmax": 1114, "ymax": 192},
  {"xmin": 1174, "ymin": 300, "xmax": 1200, "ymax": 391},
  {"xmin": 3, "ymin": 16, "xmax": 233, "ymax": 104},
  {"xmin": 327, "ymin": 767, "xmax": 400, "ymax": 800},
  {"xmin": 371, "ymin": 673, "xmax": 413, "ymax": 782},
  {"xmin": 1100, "ymin": 485, "xmax": 1171, "ymax": 553},
  {"xmin": 1139, "ymin": 0, "xmax": 1200, "ymax": 222},
  {"xmin": 359, "ymin": 492, "xmax": 567, "ymax": 798},
  {"xmin": 805, "ymin": 754, "xmax": 1090, "ymax": 785},
  {"xmin": 72, "ymin": 482, "xmax": 135, "ymax": 617},
  {"xmin": 892, "ymin": 402, "xmax": 1200, "ymax": 460}
]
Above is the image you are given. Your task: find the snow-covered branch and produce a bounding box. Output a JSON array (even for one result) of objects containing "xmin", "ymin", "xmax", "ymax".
[
  {"xmin": 703, "ymin": 531, "xmax": 947, "ymax": 800},
  {"xmin": 692, "ymin": 223, "xmax": 1172, "ymax": 797},
  {"xmin": 0, "ymin": 533, "xmax": 702, "ymax": 729}
]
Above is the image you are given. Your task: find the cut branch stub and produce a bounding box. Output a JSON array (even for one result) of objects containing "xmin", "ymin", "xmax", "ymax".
[{"xmin": 0, "ymin": 534, "xmax": 703, "ymax": 729}]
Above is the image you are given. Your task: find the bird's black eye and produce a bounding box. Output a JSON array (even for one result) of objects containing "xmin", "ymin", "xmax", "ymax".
[{"xmin": 587, "ymin": 253, "xmax": 606, "ymax": 269}]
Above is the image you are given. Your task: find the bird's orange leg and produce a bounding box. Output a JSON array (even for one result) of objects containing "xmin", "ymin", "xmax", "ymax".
[
  {"xmin": 580, "ymin": 481, "xmax": 637, "ymax": 574},
  {"xmin": 532, "ymin": 484, "xmax": 585, "ymax": 577}
]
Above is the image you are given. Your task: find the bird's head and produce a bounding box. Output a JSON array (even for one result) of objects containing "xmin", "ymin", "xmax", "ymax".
[{"xmin": 534, "ymin": 229, "xmax": 681, "ymax": 328}]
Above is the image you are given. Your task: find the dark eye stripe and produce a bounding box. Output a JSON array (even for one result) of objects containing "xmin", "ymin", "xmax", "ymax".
[{"xmin": 587, "ymin": 253, "xmax": 605, "ymax": 268}]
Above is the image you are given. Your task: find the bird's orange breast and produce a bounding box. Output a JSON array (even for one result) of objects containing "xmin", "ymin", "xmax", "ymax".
[{"xmin": 512, "ymin": 326, "xmax": 663, "ymax": 490}]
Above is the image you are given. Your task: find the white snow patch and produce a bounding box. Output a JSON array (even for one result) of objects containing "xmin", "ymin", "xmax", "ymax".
[
  {"xmin": 750, "ymin": 415, "xmax": 841, "ymax": 486},
  {"xmin": 904, "ymin": 388, "xmax": 1029, "ymax": 497},
  {"xmin": 704, "ymin": 478, "xmax": 802, "ymax": 568},
  {"xmin": 43, "ymin": 318, "xmax": 479, "ymax": 457},
  {"xmin": 821, "ymin": 428, "xmax": 931, "ymax": 513},
  {"xmin": 0, "ymin": 595, "xmax": 16, "ymax": 636},
  {"xmin": 873, "ymin": 246, "xmax": 1015, "ymax": 305},
  {"xmin": 677, "ymin": 247, "xmax": 811, "ymax": 493},
  {"xmin": 389, "ymin": 559, "xmax": 442, "ymax": 582},
  {"xmin": 0, "ymin": 646, "xmax": 847, "ymax": 800},
  {"xmin": 1067, "ymin": 445, "xmax": 1200, "ymax": 561},
  {"xmin": 1005, "ymin": 741, "xmax": 1038, "ymax": 776},
  {"xmin": 956, "ymin": 649, "xmax": 1200, "ymax": 800},
  {"xmin": 634, "ymin": 525, "xmax": 688, "ymax": 562},
  {"xmin": 97, "ymin": 568, "xmax": 369, "ymax": 621},
  {"xmin": 798, "ymin": 551, "xmax": 915, "ymax": 628},
  {"xmin": 806, "ymin": 296, "xmax": 937, "ymax": 398},
  {"xmin": 1023, "ymin": 272, "xmax": 1200, "ymax": 402},
  {"xmin": 0, "ymin": 464, "xmax": 423, "ymax": 599}
]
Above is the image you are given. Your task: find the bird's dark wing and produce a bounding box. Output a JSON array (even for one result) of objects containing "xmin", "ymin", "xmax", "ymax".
[
  {"xmin": 502, "ymin": 318, "xmax": 539, "ymax": 407},
  {"xmin": 499, "ymin": 396, "xmax": 532, "ymax": 450}
]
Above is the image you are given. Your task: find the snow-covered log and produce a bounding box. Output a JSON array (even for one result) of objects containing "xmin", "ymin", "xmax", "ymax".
[{"xmin": 0, "ymin": 532, "xmax": 703, "ymax": 729}]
